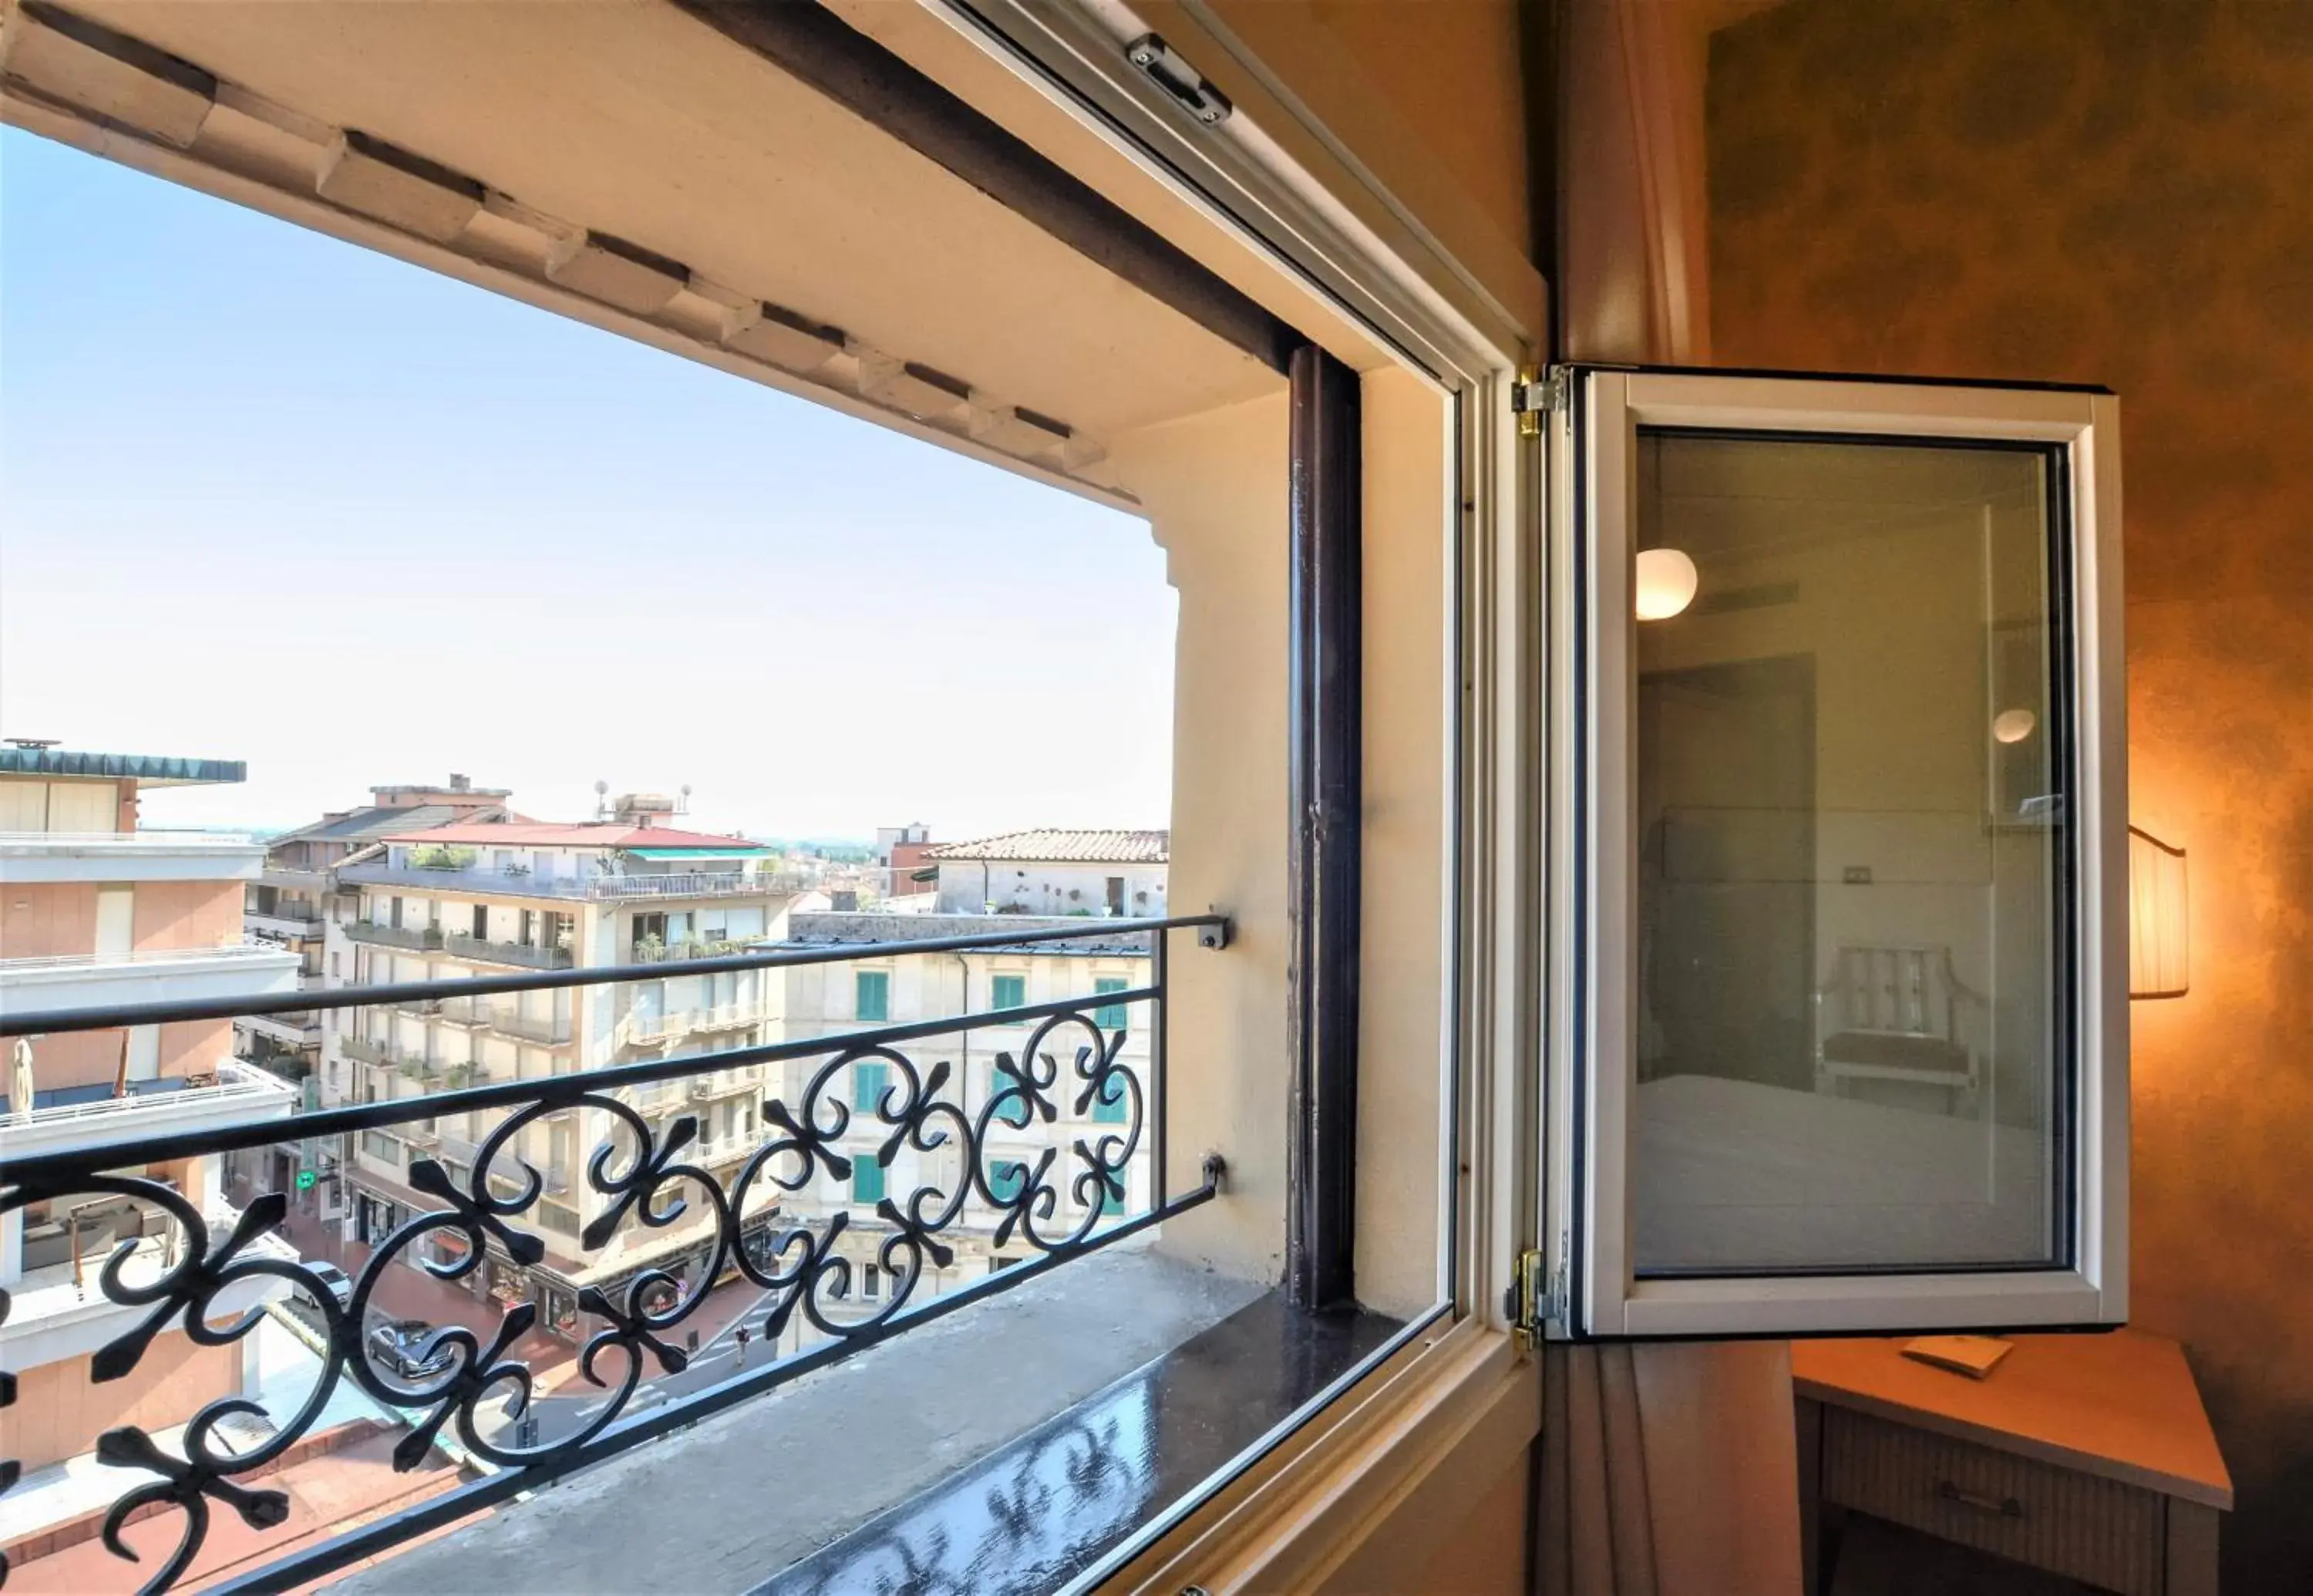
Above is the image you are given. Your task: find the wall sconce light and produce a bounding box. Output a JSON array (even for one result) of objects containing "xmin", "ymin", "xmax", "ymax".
[
  {"xmin": 1635, "ymin": 547, "xmax": 1699, "ymax": 621},
  {"xmin": 2128, "ymin": 825, "xmax": 2189, "ymax": 1000}
]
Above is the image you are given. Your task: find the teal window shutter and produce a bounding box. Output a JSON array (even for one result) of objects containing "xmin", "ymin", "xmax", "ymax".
[
  {"xmin": 991, "ymin": 974, "xmax": 1026, "ymax": 1011},
  {"xmin": 854, "ymin": 1059, "xmax": 890, "ymax": 1113},
  {"xmin": 855, "ymin": 969, "xmax": 889, "ymax": 1022},
  {"xmin": 990, "ymin": 1063, "xmax": 1032, "ymax": 1127},
  {"xmin": 853, "ymin": 1158, "xmax": 887, "ymax": 1204},
  {"xmin": 1093, "ymin": 976, "xmax": 1129, "ymax": 1032},
  {"xmin": 1098, "ymin": 1180, "xmax": 1124, "ymax": 1217},
  {"xmin": 1092, "ymin": 1072, "xmax": 1129, "ymax": 1124},
  {"xmin": 989, "ymin": 1160, "xmax": 1027, "ymax": 1202}
]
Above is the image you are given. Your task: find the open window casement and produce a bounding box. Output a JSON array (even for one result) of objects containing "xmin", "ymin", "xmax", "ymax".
[{"xmin": 1544, "ymin": 366, "xmax": 2126, "ymax": 1339}]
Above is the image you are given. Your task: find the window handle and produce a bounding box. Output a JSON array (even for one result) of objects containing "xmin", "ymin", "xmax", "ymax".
[{"xmin": 1936, "ymin": 1481, "xmax": 2023, "ymax": 1519}]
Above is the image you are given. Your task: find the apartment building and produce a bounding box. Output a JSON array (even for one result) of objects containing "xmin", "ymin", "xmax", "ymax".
[
  {"xmin": 332, "ymin": 803, "xmax": 819, "ymax": 1340},
  {"xmin": 756, "ymin": 908, "xmax": 1157, "ymax": 1351},
  {"xmin": 237, "ymin": 774, "xmax": 513, "ymax": 1214},
  {"xmin": 923, "ymin": 828, "xmax": 1169, "ymax": 917},
  {"xmin": 0, "ymin": 744, "xmax": 299, "ymax": 1470}
]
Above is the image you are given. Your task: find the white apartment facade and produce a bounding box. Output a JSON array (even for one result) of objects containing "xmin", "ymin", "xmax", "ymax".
[
  {"xmin": 756, "ymin": 910, "xmax": 1158, "ymax": 1353},
  {"xmin": 332, "ymin": 813, "xmax": 818, "ymax": 1341},
  {"xmin": 234, "ymin": 773, "xmax": 507, "ymax": 1120},
  {"xmin": 0, "ymin": 745, "xmax": 299, "ymax": 1471},
  {"xmin": 924, "ymin": 828, "xmax": 1169, "ymax": 917}
]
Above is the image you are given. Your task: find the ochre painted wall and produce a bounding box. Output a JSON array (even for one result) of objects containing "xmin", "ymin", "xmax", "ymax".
[
  {"xmin": 7, "ymin": 1331, "xmax": 241, "ymax": 1471},
  {"xmin": 0, "ymin": 878, "xmax": 241, "ymax": 956},
  {"xmin": 131, "ymin": 879, "xmax": 244, "ymax": 951},
  {"xmin": 0, "ymin": 883, "xmax": 99, "ymax": 960},
  {"xmin": 1705, "ymin": 4, "xmax": 2313, "ymax": 1588}
]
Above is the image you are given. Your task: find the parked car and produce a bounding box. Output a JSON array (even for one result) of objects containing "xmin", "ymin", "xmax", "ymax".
[
  {"xmin": 298, "ymin": 1261, "xmax": 354, "ymax": 1311},
  {"xmin": 367, "ymin": 1318, "xmax": 458, "ymax": 1381}
]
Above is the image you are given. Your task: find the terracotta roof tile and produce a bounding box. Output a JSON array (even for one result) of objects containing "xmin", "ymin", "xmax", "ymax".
[{"xmin": 924, "ymin": 828, "xmax": 1167, "ymax": 864}]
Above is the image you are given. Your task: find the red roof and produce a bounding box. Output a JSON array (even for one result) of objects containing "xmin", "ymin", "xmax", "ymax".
[{"xmin": 379, "ymin": 821, "xmax": 768, "ymax": 850}]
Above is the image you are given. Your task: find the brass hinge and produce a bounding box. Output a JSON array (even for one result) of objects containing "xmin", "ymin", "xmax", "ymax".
[
  {"xmin": 1510, "ymin": 365, "xmax": 1567, "ymax": 438},
  {"xmin": 1509, "ymin": 1248, "xmax": 1547, "ymax": 1346}
]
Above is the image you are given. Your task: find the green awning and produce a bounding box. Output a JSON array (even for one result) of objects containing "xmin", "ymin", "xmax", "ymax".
[{"xmin": 0, "ymin": 747, "xmax": 245, "ymax": 786}]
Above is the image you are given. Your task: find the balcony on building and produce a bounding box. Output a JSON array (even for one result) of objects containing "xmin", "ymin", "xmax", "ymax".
[
  {"xmin": 0, "ymin": 943, "xmax": 301, "ymax": 1019},
  {"xmin": 338, "ymin": 814, "xmax": 808, "ymax": 905}
]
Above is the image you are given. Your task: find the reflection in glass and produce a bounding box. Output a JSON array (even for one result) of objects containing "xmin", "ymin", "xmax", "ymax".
[{"xmin": 1631, "ymin": 432, "xmax": 2064, "ymax": 1275}]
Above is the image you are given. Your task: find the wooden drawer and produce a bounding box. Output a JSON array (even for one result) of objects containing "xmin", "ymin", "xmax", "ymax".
[{"xmin": 1821, "ymin": 1407, "xmax": 2165, "ymax": 1595}]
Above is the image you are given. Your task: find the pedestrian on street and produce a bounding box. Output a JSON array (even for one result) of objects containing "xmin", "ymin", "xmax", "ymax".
[{"xmin": 735, "ymin": 1322, "xmax": 751, "ymax": 1368}]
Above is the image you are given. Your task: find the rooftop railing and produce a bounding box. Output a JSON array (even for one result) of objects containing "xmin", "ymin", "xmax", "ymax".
[
  {"xmin": 338, "ymin": 863, "xmax": 813, "ymax": 902},
  {"xmin": 0, "ymin": 828, "xmax": 263, "ymax": 847},
  {"xmin": 0, "ymin": 941, "xmax": 292, "ymax": 975},
  {"xmin": 0, "ymin": 1059, "xmax": 293, "ymax": 1129},
  {"xmin": 0, "ymin": 914, "xmax": 1227, "ymax": 1595}
]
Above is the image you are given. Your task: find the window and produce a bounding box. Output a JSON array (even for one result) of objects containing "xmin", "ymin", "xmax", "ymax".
[
  {"xmin": 988, "ymin": 1160, "xmax": 1028, "ymax": 1203},
  {"xmin": 518, "ymin": 908, "xmax": 537, "ymax": 948},
  {"xmin": 989, "ymin": 1065, "xmax": 1031, "ymax": 1128},
  {"xmin": 123, "ymin": 1025, "xmax": 160, "ymax": 1083},
  {"xmin": 861, "ymin": 1263, "xmax": 881, "ymax": 1300},
  {"xmin": 361, "ymin": 1131, "xmax": 399, "ymax": 1163},
  {"xmin": 94, "ymin": 886, "xmax": 133, "ymax": 957},
  {"xmin": 854, "ymin": 969, "xmax": 889, "ymax": 1022},
  {"xmin": 853, "ymin": 1059, "xmax": 890, "ymax": 1113},
  {"xmin": 1092, "ymin": 976, "xmax": 1130, "ymax": 1032},
  {"xmin": 851, "ymin": 1158, "xmax": 886, "ymax": 1205},
  {"xmin": 1097, "ymin": 1183, "xmax": 1123, "ymax": 1218},
  {"xmin": 471, "ymin": 904, "xmax": 487, "ymax": 939},
  {"xmin": 989, "ymin": 973, "xmax": 1026, "ymax": 1012},
  {"xmin": 1546, "ymin": 367, "xmax": 2126, "ymax": 1338},
  {"xmin": 389, "ymin": 896, "xmax": 403, "ymax": 929},
  {"xmin": 1090, "ymin": 1073, "xmax": 1128, "ymax": 1125}
]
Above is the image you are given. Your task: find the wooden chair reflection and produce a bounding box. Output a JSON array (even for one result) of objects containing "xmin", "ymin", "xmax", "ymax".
[{"xmin": 1813, "ymin": 944, "xmax": 1982, "ymax": 1115}]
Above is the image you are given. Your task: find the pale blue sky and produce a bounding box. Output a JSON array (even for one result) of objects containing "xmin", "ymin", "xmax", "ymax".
[{"xmin": 0, "ymin": 128, "xmax": 1175, "ymax": 841}]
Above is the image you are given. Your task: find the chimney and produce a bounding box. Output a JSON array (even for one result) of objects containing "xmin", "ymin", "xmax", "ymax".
[{"xmin": 449, "ymin": 773, "xmax": 470, "ymax": 792}]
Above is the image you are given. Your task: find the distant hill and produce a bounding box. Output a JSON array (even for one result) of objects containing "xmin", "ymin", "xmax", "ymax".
[{"xmin": 748, "ymin": 837, "xmax": 876, "ymax": 863}]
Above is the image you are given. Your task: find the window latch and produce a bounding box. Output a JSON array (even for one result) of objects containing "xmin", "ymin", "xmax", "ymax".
[{"xmin": 1126, "ymin": 35, "xmax": 1231, "ymax": 126}]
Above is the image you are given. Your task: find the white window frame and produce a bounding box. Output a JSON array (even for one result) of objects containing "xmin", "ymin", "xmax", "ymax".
[
  {"xmin": 1547, "ymin": 367, "xmax": 2128, "ymax": 1338},
  {"xmin": 926, "ymin": 4, "xmax": 1541, "ymax": 1584}
]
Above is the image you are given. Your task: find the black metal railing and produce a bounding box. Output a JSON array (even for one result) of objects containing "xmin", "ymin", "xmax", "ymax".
[{"xmin": 0, "ymin": 914, "xmax": 1229, "ymax": 1595}]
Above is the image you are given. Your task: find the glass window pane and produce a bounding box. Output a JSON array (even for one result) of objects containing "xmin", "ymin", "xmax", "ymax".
[
  {"xmin": 1630, "ymin": 430, "xmax": 2064, "ymax": 1276},
  {"xmin": 990, "ymin": 974, "xmax": 1025, "ymax": 1011}
]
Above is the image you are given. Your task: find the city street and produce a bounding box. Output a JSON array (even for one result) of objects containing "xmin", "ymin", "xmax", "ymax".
[
  {"xmin": 473, "ymin": 1281, "xmax": 777, "ymax": 1449},
  {"xmin": 256, "ymin": 1190, "xmax": 779, "ymax": 1450}
]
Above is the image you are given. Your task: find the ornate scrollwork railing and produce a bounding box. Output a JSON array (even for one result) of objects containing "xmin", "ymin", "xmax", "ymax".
[{"xmin": 0, "ymin": 914, "xmax": 1228, "ymax": 1595}]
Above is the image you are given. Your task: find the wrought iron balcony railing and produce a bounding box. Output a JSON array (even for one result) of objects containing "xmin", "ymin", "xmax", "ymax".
[{"xmin": 0, "ymin": 914, "xmax": 1227, "ymax": 1595}]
